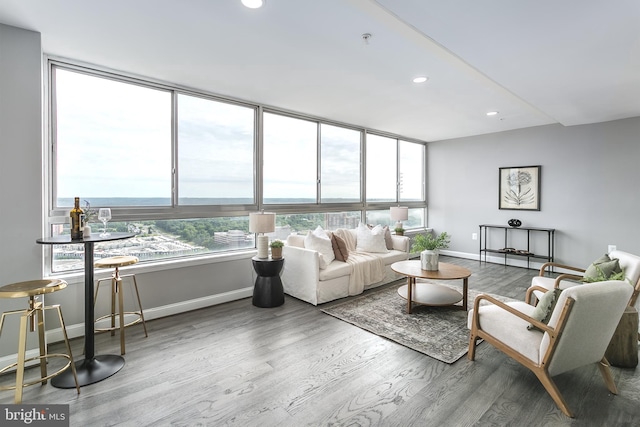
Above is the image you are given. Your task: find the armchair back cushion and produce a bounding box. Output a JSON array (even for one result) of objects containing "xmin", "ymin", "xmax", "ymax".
[{"xmin": 542, "ymin": 280, "xmax": 632, "ymax": 376}]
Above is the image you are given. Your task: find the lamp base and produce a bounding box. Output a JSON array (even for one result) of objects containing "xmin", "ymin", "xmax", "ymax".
[{"xmin": 256, "ymin": 234, "xmax": 269, "ymax": 258}]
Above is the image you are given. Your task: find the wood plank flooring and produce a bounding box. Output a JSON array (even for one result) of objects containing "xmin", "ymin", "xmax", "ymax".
[{"xmin": 2, "ymin": 256, "xmax": 639, "ymax": 426}]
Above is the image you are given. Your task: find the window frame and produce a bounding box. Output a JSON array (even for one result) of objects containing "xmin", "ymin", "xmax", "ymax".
[{"xmin": 45, "ymin": 58, "xmax": 428, "ymax": 275}]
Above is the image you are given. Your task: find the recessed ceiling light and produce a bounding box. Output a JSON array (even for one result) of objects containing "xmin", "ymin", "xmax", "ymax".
[
  {"xmin": 413, "ymin": 76, "xmax": 428, "ymax": 83},
  {"xmin": 241, "ymin": 0, "xmax": 264, "ymax": 8},
  {"xmin": 486, "ymin": 111, "xmax": 499, "ymax": 116}
]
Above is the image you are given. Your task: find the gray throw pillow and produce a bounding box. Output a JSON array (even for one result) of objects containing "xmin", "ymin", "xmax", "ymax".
[
  {"xmin": 528, "ymin": 288, "xmax": 562, "ymax": 331},
  {"xmin": 583, "ymin": 254, "xmax": 623, "ymax": 282}
]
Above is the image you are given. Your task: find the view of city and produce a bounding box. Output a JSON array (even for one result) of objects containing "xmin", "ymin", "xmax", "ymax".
[{"xmin": 51, "ymin": 210, "xmax": 422, "ymax": 272}]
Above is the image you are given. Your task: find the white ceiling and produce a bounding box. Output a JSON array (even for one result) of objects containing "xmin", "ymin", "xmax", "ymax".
[{"xmin": 1, "ymin": 0, "xmax": 638, "ymax": 141}]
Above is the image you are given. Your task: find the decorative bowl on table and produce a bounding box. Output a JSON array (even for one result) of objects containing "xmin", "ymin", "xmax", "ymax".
[{"xmin": 508, "ymin": 219, "xmax": 522, "ymax": 228}]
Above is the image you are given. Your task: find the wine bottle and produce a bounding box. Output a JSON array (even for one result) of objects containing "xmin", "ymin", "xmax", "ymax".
[{"xmin": 70, "ymin": 197, "xmax": 84, "ymax": 240}]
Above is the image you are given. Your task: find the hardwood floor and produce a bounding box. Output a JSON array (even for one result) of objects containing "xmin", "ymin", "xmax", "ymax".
[{"xmin": 2, "ymin": 256, "xmax": 639, "ymax": 426}]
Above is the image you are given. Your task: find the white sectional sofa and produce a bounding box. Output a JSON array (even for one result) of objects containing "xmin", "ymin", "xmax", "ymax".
[{"xmin": 281, "ymin": 225, "xmax": 411, "ymax": 305}]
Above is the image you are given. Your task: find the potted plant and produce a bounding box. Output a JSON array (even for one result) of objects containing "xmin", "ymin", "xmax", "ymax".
[
  {"xmin": 82, "ymin": 200, "xmax": 97, "ymax": 237},
  {"xmin": 394, "ymin": 226, "xmax": 405, "ymax": 236},
  {"xmin": 270, "ymin": 239, "xmax": 284, "ymax": 259},
  {"xmin": 411, "ymin": 231, "xmax": 450, "ymax": 271}
]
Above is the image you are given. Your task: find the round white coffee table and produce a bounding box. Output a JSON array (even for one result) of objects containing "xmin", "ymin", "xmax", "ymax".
[{"xmin": 391, "ymin": 260, "xmax": 471, "ymax": 314}]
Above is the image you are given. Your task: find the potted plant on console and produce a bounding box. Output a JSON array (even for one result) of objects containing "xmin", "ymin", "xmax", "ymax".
[
  {"xmin": 270, "ymin": 239, "xmax": 284, "ymax": 259},
  {"xmin": 412, "ymin": 231, "xmax": 450, "ymax": 271},
  {"xmin": 394, "ymin": 226, "xmax": 405, "ymax": 236}
]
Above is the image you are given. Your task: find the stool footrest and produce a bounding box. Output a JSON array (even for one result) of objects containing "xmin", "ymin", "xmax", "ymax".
[
  {"xmin": 0, "ymin": 354, "xmax": 74, "ymax": 390},
  {"xmin": 95, "ymin": 312, "xmax": 144, "ymax": 332}
]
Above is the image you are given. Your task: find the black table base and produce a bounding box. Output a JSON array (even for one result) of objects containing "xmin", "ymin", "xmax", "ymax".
[
  {"xmin": 51, "ymin": 355, "xmax": 125, "ymax": 388},
  {"xmin": 252, "ymin": 256, "xmax": 285, "ymax": 308}
]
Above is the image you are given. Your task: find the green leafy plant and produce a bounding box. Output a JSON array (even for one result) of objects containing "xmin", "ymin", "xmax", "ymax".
[
  {"xmin": 269, "ymin": 239, "xmax": 284, "ymax": 248},
  {"xmin": 411, "ymin": 231, "xmax": 450, "ymax": 252},
  {"xmin": 394, "ymin": 227, "xmax": 405, "ymax": 235},
  {"xmin": 82, "ymin": 200, "xmax": 97, "ymax": 222}
]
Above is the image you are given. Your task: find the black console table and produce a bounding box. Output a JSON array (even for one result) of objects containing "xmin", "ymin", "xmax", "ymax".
[
  {"xmin": 479, "ymin": 224, "xmax": 555, "ymax": 268},
  {"xmin": 251, "ymin": 256, "xmax": 285, "ymax": 308}
]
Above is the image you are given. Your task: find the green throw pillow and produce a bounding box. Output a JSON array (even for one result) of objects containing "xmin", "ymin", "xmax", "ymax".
[
  {"xmin": 582, "ymin": 254, "xmax": 623, "ymax": 282},
  {"xmin": 528, "ymin": 288, "xmax": 562, "ymax": 331}
]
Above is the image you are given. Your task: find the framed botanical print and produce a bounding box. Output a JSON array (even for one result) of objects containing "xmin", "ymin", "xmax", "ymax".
[{"xmin": 499, "ymin": 165, "xmax": 541, "ymax": 211}]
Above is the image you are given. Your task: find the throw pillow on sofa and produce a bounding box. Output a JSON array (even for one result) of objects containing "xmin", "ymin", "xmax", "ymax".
[
  {"xmin": 330, "ymin": 233, "xmax": 349, "ymax": 262},
  {"xmin": 305, "ymin": 226, "xmax": 335, "ymax": 269},
  {"xmin": 383, "ymin": 225, "xmax": 393, "ymax": 250},
  {"xmin": 356, "ymin": 223, "xmax": 388, "ymax": 253}
]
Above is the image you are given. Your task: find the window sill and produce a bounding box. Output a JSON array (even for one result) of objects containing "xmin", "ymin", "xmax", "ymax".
[{"xmin": 48, "ymin": 249, "xmax": 258, "ymax": 286}]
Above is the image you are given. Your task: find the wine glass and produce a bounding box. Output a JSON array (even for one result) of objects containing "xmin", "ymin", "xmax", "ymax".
[{"xmin": 98, "ymin": 208, "xmax": 111, "ymax": 237}]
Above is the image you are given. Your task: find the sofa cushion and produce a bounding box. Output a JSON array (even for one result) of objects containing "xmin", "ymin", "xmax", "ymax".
[
  {"xmin": 374, "ymin": 249, "xmax": 410, "ymax": 266},
  {"xmin": 305, "ymin": 226, "xmax": 335, "ymax": 269},
  {"xmin": 318, "ymin": 260, "xmax": 353, "ymax": 281},
  {"xmin": 286, "ymin": 234, "xmax": 305, "ymax": 248},
  {"xmin": 330, "ymin": 233, "xmax": 349, "ymax": 262},
  {"xmin": 356, "ymin": 223, "xmax": 388, "ymax": 253}
]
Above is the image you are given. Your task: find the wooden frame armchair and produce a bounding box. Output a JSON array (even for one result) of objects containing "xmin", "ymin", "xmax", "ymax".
[
  {"xmin": 468, "ymin": 280, "xmax": 633, "ymax": 418},
  {"xmin": 530, "ymin": 250, "xmax": 640, "ymax": 301}
]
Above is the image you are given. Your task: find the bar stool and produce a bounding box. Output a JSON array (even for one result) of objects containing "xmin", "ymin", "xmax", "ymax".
[
  {"xmin": 94, "ymin": 255, "xmax": 147, "ymax": 355},
  {"xmin": 0, "ymin": 279, "xmax": 80, "ymax": 403}
]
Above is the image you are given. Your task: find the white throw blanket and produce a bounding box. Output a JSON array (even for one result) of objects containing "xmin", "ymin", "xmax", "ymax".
[{"xmin": 334, "ymin": 228, "xmax": 385, "ymax": 295}]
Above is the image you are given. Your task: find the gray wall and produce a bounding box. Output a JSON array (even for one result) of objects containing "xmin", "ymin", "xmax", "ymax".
[
  {"xmin": 428, "ymin": 117, "xmax": 640, "ymax": 268},
  {"xmin": 0, "ymin": 24, "xmax": 254, "ymax": 361},
  {"xmin": 0, "ymin": 24, "xmax": 44, "ymax": 358}
]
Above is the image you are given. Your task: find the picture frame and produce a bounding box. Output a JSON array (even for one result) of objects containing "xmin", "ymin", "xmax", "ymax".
[{"xmin": 498, "ymin": 165, "xmax": 541, "ymax": 211}]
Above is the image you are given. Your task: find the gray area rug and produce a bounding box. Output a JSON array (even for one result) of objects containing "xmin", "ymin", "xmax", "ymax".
[{"xmin": 321, "ymin": 281, "xmax": 516, "ymax": 364}]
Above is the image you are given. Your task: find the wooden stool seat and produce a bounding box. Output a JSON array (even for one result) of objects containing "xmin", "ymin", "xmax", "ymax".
[
  {"xmin": 94, "ymin": 256, "xmax": 147, "ymax": 355},
  {"xmin": 0, "ymin": 279, "xmax": 79, "ymax": 403}
]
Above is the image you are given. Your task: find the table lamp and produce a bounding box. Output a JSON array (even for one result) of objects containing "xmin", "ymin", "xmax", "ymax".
[
  {"xmin": 390, "ymin": 206, "xmax": 408, "ymax": 230},
  {"xmin": 249, "ymin": 211, "xmax": 276, "ymax": 258}
]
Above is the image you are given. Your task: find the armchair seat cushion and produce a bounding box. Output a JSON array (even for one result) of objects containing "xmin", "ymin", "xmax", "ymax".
[
  {"xmin": 531, "ymin": 276, "xmax": 580, "ymax": 291},
  {"xmin": 468, "ymin": 301, "xmax": 543, "ymax": 363}
]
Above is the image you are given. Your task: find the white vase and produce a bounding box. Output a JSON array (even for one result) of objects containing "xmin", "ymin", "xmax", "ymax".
[
  {"xmin": 83, "ymin": 225, "xmax": 92, "ymax": 238},
  {"xmin": 420, "ymin": 249, "xmax": 439, "ymax": 271}
]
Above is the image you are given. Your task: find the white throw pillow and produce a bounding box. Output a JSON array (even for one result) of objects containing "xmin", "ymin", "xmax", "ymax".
[
  {"xmin": 304, "ymin": 226, "xmax": 335, "ymax": 269},
  {"xmin": 356, "ymin": 223, "xmax": 389, "ymax": 253}
]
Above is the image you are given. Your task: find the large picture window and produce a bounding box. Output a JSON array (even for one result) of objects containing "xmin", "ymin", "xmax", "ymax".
[
  {"xmin": 54, "ymin": 68, "xmax": 172, "ymax": 207},
  {"xmin": 320, "ymin": 124, "xmax": 361, "ymax": 203},
  {"xmin": 177, "ymin": 94, "xmax": 255, "ymax": 205},
  {"xmin": 48, "ymin": 62, "xmax": 427, "ymax": 274},
  {"xmin": 366, "ymin": 134, "xmax": 397, "ymax": 202},
  {"xmin": 263, "ymin": 113, "xmax": 317, "ymax": 204},
  {"xmin": 399, "ymin": 140, "xmax": 425, "ymax": 201}
]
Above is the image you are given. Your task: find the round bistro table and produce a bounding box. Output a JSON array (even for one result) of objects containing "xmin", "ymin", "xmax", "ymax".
[
  {"xmin": 36, "ymin": 232, "xmax": 134, "ymax": 388},
  {"xmin": 391, "ymin": 260, "xmax": 471, "ymax": 314}
]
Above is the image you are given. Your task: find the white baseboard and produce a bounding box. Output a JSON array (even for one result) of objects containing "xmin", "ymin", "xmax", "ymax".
[
  {"xmin": 0, "ymin": 287, "xmax": 253, "ymax": 368},
  {"xmin": 441, "ymin": 249, "xmax": 547, "ymax": 271}
]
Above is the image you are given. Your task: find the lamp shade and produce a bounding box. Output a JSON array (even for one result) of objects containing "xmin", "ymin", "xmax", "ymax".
[
  {"xmin": 390, "ymin": 207, "xmax": 409, "ymax": 221},
  {"xmin": 249, "ymin": 212, "xmax": 276, "ymax": 234}
]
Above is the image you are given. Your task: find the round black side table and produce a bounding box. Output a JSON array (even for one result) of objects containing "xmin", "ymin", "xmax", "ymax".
[{"xmin": 251, "ymin": 256, "xmax": 285, "ymax": 308}]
